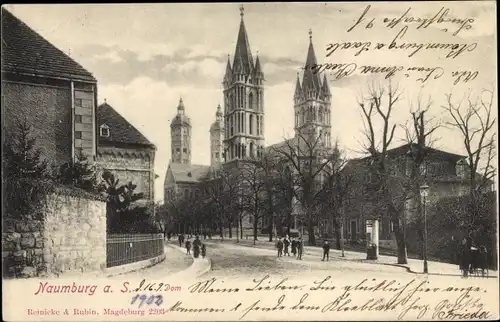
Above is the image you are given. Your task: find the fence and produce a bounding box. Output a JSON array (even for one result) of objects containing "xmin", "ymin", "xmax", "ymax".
[{"xmin": 106, "ymin": 234, "xmax": 164, "ymax": 268}]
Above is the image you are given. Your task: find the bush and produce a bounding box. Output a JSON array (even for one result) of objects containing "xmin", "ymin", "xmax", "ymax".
[{"xmin": 406, "ymin": 191, "xmax": 497, "ymax": 269}]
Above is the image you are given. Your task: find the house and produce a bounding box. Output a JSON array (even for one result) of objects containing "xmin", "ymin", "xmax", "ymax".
[
  {"xmin": 2, "ymin": 8, "xmax": 98, "ymax": 166},
  {"xmin": 96, "ymin": 102, "xmax": 156, "ymax": 201},
  {"xmin": 342, "ymin": 143, "xmax": 477, "ymax": 248},
  {"xmin": 163, "ymin": 163, "xmax": 212, "ymax": 203}
]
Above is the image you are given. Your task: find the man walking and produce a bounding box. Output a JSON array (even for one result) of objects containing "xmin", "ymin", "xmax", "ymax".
[
  {"xmin": 178, "ymin": 234, "xmax": 183, "ymax": 247},
  {"xmin": 291, "ymin": 238, "xmax": 297, "ymax": 257},
  {"xmin": 185, "ymin": 239, "xmax": 192, "ymax": 255},
  {"xmin": 322, "ymin": 240, "xmax": 330, "ymax": 261},
  {"xmin": 276, "ymin": 238, "xmax": 284, "ymax": 258},
  {"xmin": 297, "ymin": 238, "xmax": 303, "ymax": 260}
]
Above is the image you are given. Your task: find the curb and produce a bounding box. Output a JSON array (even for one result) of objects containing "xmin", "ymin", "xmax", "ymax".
[{"xmin": 104, "ymin": 252, "xmax": 166, "ymax": 278}]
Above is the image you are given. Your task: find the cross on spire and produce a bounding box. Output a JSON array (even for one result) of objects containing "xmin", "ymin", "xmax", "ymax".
[
  {"xmin": 240, "ymin": 4, "xmax": 244, "ymax": 18},
  {"xmin": 309, "ymin": 29, "xmax": 312, "ymax": 41}
]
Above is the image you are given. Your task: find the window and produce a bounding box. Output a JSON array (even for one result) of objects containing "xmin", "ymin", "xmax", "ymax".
[
  {"xmin": 100, "ymin": 126, "xmax": 110, "ymax": 137},
  {"xmin": 456, "ymin": 160, "xmax": 466, "ymax": 178},
  {"xmin": 75, "ymin": 131, "xmax": 82, "ymax": 139},
  {"xmin": 249, "ymin": 115, "xmax": 254, "ymax": 135},
  {"xmin": 75, "ymin": 115, "xmax": 82, "ymax": 123},
  {"xmin": 183, "ymin": 148, "xmax": 187, "ymax": 153},
  {"xmin": 176, "ymin": 148, "xmax": 180, "ymax": 152},
  {"xmin": 216, "ymin": 152, "xmax": 220, "ymax": 159}
]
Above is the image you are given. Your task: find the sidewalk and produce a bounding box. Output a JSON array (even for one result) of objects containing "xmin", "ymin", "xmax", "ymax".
[
  {"xmin": 166, "ymin": 242, "xmax": 212, "ymax": 279},
  {"xmin": 206, "ymin": 237, "xmax": 498, "ymax": 278}
]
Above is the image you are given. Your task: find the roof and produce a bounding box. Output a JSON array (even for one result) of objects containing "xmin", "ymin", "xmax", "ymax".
[
  {"xmin": 265, "ymin": 138, "xmax": 297, "ymax": 154},
  {"xmin": 302, "ymin": 34, "xmax": 322, "ymax": 92},
  {"xmin": 387, "ymin": 143, "xmax": 466, "ymax": 162},
  {"xmin": 169, "ymin": 163, "xmax": 211, "ymax": 183},
  {"xmin": 232, "ymin": 9, "xmax": 254, "ymax": 75},
  {"xmin": 97, "ymin": 103, "xmax": 155, "ymax": 148},
  {"xmin": 1, "ymin": 8, "xmax": 96, "ymax": 82}
]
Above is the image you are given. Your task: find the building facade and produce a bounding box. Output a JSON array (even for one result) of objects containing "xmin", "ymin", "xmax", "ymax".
[
  {"xmin": 342, "ymin": 143, "xmax": 474, "ymax": 248},
  {"xmin": 2, "ymin": 8, "xmax": 98, "ymax": 167},
  {"xmin": 96, "ymin": 102, "xmax": 156, "ymax": 201},
  {"xmin": 210, "ymin": 104, "xmax": 224, "ymax": 167}
]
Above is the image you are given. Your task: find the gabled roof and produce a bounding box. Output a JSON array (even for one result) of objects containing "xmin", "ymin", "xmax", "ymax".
[
  {"xmin": 1, "ymin": 8, "xmax": 96, "ymax": 82},
  {"xmin": 168, "ymin": 163, "xmax": 211, "ymax": 183},
  {"xmin": 387, "ymin": 143, "xmax": 466, "ymax": 162},
  {"xmin": 97, "ymin": 102, "xmax": 155, "ymax": 148}
]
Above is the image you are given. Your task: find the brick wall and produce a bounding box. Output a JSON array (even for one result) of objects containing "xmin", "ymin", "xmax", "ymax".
[
  {"xmin": 2, "ymin": 193, "xmax": 106, "ymax": 278},
  {"xmin": 2, "ymin": 81, "xmax": 72, "ymax": 168}
]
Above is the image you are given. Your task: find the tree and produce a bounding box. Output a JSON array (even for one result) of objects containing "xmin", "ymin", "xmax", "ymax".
[
  {"xmin": 442, "ymin": 88, "xmax": 497, "ymax": 242},
  {"xmin": 199, "ymin": 168, "xmax": 240, "ymax": 239},
  {"xmin": 357, "ymin": 79, "xmax": 409, "ymax": 264},
  {"xmin": 442, "ymin": 89, "xmax": 496, "ymax": 193},
  {"xmin": 56, "ymin": 150, "xmax": 99, "ymax": 193},
  {"xmin": 401, "ymin": 93, "xmax": 441, "ymax": 259},
  {"xmin": 3, "ymin": 118, "xmax": 49, "ymax": 220},
  {"xmin": 317, "ymin": 143, "xmax": 353, "ymax": 249},
  {"xmin": 271, "ymin": 129, "xmax": 337, "ymax": 245}
]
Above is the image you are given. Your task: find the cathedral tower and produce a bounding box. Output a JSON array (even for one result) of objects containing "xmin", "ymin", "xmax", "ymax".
[
  {"xmin": 210, "ymin": 104, "xmax": 224, "ymax": 166},
  {"xmin": 294, "ymin": 30, "xmax": 332, "ymax": 150},
  {"xmin": 170, "ymin": 97, "xmax": 192, "ymax": 164},
  {"xmin": 222, "ymin": 5, "xmax": 265, "ymax": 162}
]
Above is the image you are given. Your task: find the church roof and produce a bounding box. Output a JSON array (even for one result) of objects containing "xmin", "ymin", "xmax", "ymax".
[
  {"xmin": 168, "ymin": 163, "xmax": 211, "ymax": 183},
  {"xmin": 254, "ymin": 55, "xmax": 263, "ymax": 78},
  {"xmin": 1, "ymin": 8, "xmax": 96, "ymax": 82},
  {"xmin": 302, "ymin": 31, "xmax": 322, "ymax": 93},
  {"xmin": 265, "ymin": 138, "xmax": 298, "ymax": 155},
  {"xmin": 232, "ymin": 6, "xmax": 254, "ymax": 76},
  {"xmin": 97, "ymin": 102, "xmax": 155, "ymax": 148}
]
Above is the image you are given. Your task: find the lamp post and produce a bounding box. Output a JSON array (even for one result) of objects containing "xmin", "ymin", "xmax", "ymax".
[{"xmin": 419, "ymin": 183, "xmax": 430, "ymax": 274}]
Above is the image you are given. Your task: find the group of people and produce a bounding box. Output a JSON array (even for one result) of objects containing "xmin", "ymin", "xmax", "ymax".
[
  {"xmin": 275, "ymin": 236, "xmax": 304, "ymax": 260},
  {"xmin": 165, "ymin": 231, "xmax": 213, "ymax": 242},
  {"xmin": 458, "ymin": 236, "xmax": 488, "ymax": 278},
  {"xmin": 179, "ymin": 235, "xmax": 207, "ymax": 259},
  {"xmin": 276, "ymin": 237, "xmax": 332, "ymax": 261}
]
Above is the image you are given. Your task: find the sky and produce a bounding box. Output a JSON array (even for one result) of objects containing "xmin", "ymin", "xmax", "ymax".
[{"xmin": 5, "ymin": 2, "xmax": 497, "ymax": 201}]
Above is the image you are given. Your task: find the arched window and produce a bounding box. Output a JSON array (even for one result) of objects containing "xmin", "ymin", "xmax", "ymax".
[
  {"xmin": 249, "ymin": 114, "xmax": 254, "ymax": 135},
  {"xmin": 249, "ymin": 92, "xmax": 254, "ymax": 110},
  {"xmin": 319, "ymin": 107, "xmax": 324, "ymax": 123},
  {"xmin": 250, "ymin": 142, "xmax": 255, "ymax": 158}
]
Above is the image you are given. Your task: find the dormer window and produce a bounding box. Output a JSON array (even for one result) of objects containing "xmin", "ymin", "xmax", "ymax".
[{"xmin": 100, "ymin": 124, "xmax": 110, "ymax": 137}]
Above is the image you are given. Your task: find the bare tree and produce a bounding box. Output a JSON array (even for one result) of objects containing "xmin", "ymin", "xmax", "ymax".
[
  {"xmin": 317, "ymin": 143, "xmax": 353, "ymax": 250},
  {"xmin": 271, "ymin": 129, "xmax": 336, "ymax": 245},
  {"xmin": 442, "ymin": 89, "xmax": 496, "ymax": 193},
  {"xmin": 199, "ymin": 168, "xmax": 240, "ymax": 239},
  {"xmin": 357, "ymin": 78, "xmax": 410, "ymax": 264}
]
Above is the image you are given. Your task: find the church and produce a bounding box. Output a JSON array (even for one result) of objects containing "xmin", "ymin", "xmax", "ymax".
[{"xmin": 163, "ymin": 5, "xmax": 334, "ymax": 234}]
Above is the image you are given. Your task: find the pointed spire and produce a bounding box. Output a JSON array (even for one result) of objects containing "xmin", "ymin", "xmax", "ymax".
[
  {"xmin": 233, "ymin": 4, "xmax": 254, "ymax": 76},
  {"xmin": 224, "ymin": 54, "xmax": 232, "ymax": 81},
  {"xmin": 322, "ymin": 73, "xmax": 331, "ymax": 97},
  {"xmin": 254, "ymin": 51, "xmax": 263, "ymax": 79},
  {"xmin": 302, "ymin": 29, "xmax": 322, "ymax": 94},
  {"xmin": 294, "ymin": 72, "xmax": 303, "ymax": 99}
]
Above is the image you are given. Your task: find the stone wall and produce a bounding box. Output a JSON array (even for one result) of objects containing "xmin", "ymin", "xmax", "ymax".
[{"xmin": 2, "ymin": 192, "xmax": 106, "ymax": 278}]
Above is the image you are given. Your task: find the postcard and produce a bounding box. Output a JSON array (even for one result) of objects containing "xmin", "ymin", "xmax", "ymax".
[{"xmin": 2, "ymin": 2, "xmax": 498, "ymax": 321}]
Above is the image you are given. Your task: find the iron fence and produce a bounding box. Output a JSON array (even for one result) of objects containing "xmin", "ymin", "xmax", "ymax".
[{"xmin": 106, "ymin": 233, "xmax": 164, "ymax": 268}]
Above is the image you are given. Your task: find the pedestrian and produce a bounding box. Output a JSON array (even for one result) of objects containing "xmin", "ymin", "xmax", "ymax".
[
  {"xmin": 297, "ymin": 238, "xmax": 303, "ymax": 260},
  {"xmin": 167, "ymin": 231, "xmax": 171, "ymax": 241},
  {"xmin": 193, "ymin": 236, "xmax": 202, "ymax": 258},
  {"xmin": 276, "ymin": 238, "xmax": 283, "ymax": 257},
  {"xmin": 291, "ymin": 238, "xmax": 297, "ymax": 257},
  {"xmin": 201, "ymin": 244, "xmax": 207, "ymax": 258},
  {"xmin": 178, "ymin": 234, "xmax": 183, "ymax": 247},
  {"xmin": 458, "ymin": 237, "xmax": 471, "ymax": 278},
  {"xmin": 322, "ymin": 240, "xmax": 330, "ymax": 261},
  {"xmin": 185, "ymin": 239, "xmax": 192, "ymax": 255},
  {"xmin": 283, "ymin": 236, "xmax": 290, "ymax": 256}
]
